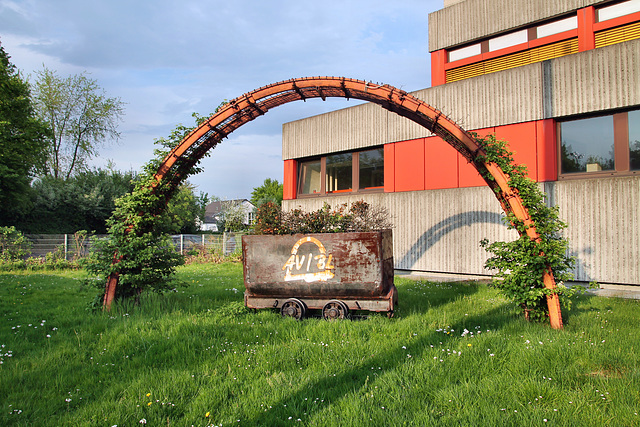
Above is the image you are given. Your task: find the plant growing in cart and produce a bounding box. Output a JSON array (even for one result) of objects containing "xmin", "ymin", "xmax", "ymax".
[{"xmin": 245, "ymin": 201, "xmax": 395, "ymax": 320}]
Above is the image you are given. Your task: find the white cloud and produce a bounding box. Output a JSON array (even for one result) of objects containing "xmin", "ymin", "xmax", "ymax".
[{"xmin": 1, "ymin": 0, "xmax": 440, "ymax": 197}]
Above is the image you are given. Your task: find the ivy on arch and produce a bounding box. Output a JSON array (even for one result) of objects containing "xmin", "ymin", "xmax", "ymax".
[{"xmin": 94, "ymin": 77, "xmax": 573, "ymax": 329}]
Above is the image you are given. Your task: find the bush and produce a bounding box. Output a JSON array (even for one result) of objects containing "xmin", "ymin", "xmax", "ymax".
[
  {"xmin": 475, "ymin": 133, "xmax": 578, "ymax": 322},
  {"xmin": 252, "ymin": 201, "xmax": 392, "ymax": 235},
  {"xmin": 0, "ymin": 226, "xmax": 31, "ymax": 261}
]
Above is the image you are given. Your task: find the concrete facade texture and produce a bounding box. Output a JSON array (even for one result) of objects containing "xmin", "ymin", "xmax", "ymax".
[
  {"xmin": 281, "ymin": 0, "xmax": 640, "ymax": 285},
  {"xmin": 429, "ymin": 0, "xmax": 611, "ymax": 51}
]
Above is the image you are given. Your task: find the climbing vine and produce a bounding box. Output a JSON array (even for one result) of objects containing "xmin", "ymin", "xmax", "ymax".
[
  {"xmin": 84, "ymin": 112, "xmax": 218, "ymax": 306},
  {"xmin": 475, "ymin": 133, "xmax": 580, "ymax": 321}
]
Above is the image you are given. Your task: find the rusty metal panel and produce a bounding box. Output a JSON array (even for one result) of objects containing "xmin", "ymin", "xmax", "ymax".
[
  {"xmin": 245, "ymin": 287, "xmax": 397, "ymax": 312},
  {"xmin": 242, "ymin": 230, "xmax": 393, "ymax": 299}
]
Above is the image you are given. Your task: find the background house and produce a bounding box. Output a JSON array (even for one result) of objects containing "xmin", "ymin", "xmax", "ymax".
[
  {"xmin": 281, "ymin": 0, "xmax": 640, "ymax": 286},
  {"xmin": 200, "ymin": 199, "xmax": 256, "ymax": 232}
]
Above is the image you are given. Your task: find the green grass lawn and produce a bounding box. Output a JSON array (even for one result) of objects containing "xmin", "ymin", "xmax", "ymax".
[{"xmin": 0, "ymin": 263, "xmax": 639, "ymax": 426}]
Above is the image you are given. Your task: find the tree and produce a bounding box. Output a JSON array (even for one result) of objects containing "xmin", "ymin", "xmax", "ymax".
[
  {"xmin": 206, "ymin": 196, "xmax": 250, "ymax": 232},
  {"xmin": 250, "ymin": 178, "xmax": 283, "ymax": 207},
  {"xmin": 32, "ymin": 68, "xmax": 125, "ymax": 179},
  {"xmin": 15, "ymin": 167, "xmax": 136, "ymax": 233},
  {"xmin": 160, "ymin": 183, "xmax": 206, "ymax": 234},
  {"xmin": 0, "ymin": 46, "xmax": 50, "ymax": 222}
]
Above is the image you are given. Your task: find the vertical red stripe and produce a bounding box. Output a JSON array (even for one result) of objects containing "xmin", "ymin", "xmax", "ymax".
[
  {"xmin": 384, "ymin": 144, "xmax": 395, "ymax": 193},
  {"xmin": 283, "ymin": 159, "xmax": 297, "ymax": 200},
  {"xmin": 578, "ymin": 6, "xmax": 596, "ymax": 51},
  {"xmin": 431, "ymin": 50, "xmax": 447, "ymax": 86}
]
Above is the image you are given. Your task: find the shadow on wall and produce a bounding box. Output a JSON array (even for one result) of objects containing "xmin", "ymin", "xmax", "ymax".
[
  {"xmin": 569, "ymin": 247, "xmax": 595, "ymax": 283},
  {"xmin": 398, "ymin": 210, "xmax": 507, "ymax": 270}
]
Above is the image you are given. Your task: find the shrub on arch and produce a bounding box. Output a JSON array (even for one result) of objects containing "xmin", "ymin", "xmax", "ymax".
[{"xmin": 475, "ymin": 133, "xmax": 579, "ymax": 321}]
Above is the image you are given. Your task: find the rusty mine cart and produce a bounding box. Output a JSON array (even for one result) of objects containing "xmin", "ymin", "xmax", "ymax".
[{"xmin": 242, "ymin": 230, "xmax": 397, "ymax": 320}]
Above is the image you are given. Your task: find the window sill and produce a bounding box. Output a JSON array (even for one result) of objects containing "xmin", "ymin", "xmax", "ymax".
[{"xmin": 558, "ymin": 170, "xmax": 639, "ymax": 180}]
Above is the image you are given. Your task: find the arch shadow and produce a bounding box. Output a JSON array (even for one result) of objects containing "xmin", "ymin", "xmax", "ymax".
[{"xmin": 398, "ymin": 210, "xmax": 507, "ymax": 270}]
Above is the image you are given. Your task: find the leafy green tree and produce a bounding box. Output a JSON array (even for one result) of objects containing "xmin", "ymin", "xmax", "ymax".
[
  {"xmin": 250, "ymin": 178, "xmax": 283, "ymax": 207},
  {"xmin": 15, "ymin": 167, "xmax": 136, "ymax": 233},
  {"xmin": 0, "ymin": 46, "xmax": 50, "ymax": 222},
  {"xmin": 160, "ymin": 183, "xmax": 205, "ymax": 234},
  {"xmin": 32, "ymin": 68, "xmax": 125, "ymax": 179}
]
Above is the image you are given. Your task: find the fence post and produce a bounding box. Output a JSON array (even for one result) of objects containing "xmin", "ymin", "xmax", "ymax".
[
  {"xmin": 64, "ymin": 234, "xmax": 68, "ymax": 261},
  {"xmin": 180, "ymin": 234, "xmax": 184, "ymax": 255},
  {"xmin": 223, "ymin": 231, "xmax": 227, "ymax": 255}
]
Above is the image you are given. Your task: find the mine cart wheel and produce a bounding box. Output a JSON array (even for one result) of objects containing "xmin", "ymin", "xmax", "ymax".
[
  {"xmin": 280, "ymin": 298, "xmax": 306, "ymax": 320},
  {"xmin": 322, "ymin": 300, "xmax": 349, "ymax": 320}
]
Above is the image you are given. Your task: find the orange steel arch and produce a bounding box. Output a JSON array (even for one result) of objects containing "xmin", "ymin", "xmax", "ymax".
[{"xmin": 106, "ymin": 76, "xmax": 563, "ymax": 328}]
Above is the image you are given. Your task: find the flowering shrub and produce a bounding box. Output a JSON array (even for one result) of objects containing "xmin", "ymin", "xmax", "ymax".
[{"xmin": 252, "ymin": 201, "xmax": 392, "ymax": 235}]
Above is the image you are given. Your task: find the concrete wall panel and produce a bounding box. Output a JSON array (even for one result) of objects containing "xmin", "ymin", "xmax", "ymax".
[
  {"xmin": 552, "ymin": 176, "xmax": 640, "ymax": 284},
  {"xmin": 282, "ymin": 102, "xmax": 388, "ymax": 160},
  {"xmin": 283, "ymin": 176, "xmax": 640, "ymax": 284},
  {"xmin": 429, "ymin": 0, "xmax": 608, "ymax": 51},
  {"xmin": 549, "ymin": 39, "xmax": 640, "ymax": 118},
  {"xmin": 283, "ymin": 41, "xmax": 639, "ymax": 160},
  {"xmin": 283, "ymin": 188, "xmax": 516, "ymax": 276}
]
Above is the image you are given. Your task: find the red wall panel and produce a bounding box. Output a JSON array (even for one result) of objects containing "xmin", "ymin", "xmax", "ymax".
[
  {"xmin": 458, "ymin": 127, "xmax": 494, "ymax": 188},
  {"xmin": 425, "ymin": 135, "xmax": 458, "ymax": 189},
  {"xmin": 384, "ymin": 144, "xmax": 395, "ymax": 193},
  {"xmin": 283, "ymin": 159, "xmax": 297, "ymax": 200},
  {"xmin": 495, "ymin": 121, "xmax": 538, "ymax": 181},
  {"xmin": 394, "ymin": 138, "xmax": 425, "ymax": 192},
  {"xmin": 536, "ymin": 119, "xmax": 557, "ymax": 181},
  {"xmin": 578, "ymin": 6, "xmax": 596, "ymax": 52},
  {"xmin": 431, "ymin": 50, "xmax": 447, "ymax": 86}
]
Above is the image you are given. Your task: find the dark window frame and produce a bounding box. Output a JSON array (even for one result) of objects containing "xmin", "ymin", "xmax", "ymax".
[{"xmin": 558, "ymin": 108, "xmax": 640, "ymax": 180}]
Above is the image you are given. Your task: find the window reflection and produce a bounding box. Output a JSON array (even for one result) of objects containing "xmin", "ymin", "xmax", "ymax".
[
  {"xmin": 298, "ymin": 159, "xmax": 321, "ymax": 194},
  {"xmin": 630, "ymin": 110, "xmax": 640, "ymax": 170},
  {"xmin": 560, "ymin": 116, "xmax": 615, "ymax": 173},
  {"xmin": 326, "ymin": 153, "xmax": 352, "ymax": 192},
  {"xmin": 359, "ymin": 148, "xmax": 384, "ymax": 189}
]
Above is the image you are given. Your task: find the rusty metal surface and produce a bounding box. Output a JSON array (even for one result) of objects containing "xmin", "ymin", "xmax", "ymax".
[
  {"xmin": 242, "ymin": 230, "xmax": 393, "ymax": 300},
  {"xmin": 244, "ymin": 286, "xmax": 397, "ymax": 313}
]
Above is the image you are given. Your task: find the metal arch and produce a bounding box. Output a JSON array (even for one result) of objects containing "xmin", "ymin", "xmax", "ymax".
[{"xmin": 106, "ymin": 76, "xmax": 563, "ymax": 329}]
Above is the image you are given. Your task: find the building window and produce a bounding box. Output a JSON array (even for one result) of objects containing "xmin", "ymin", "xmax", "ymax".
[
  {"xmin": 560, "ymin": 116, "xmax": 615, "ymax": 173},
  {"xmin": 630, "ymin": 109, "xmax": 640, "ymax": 170},
  {"xmin": 298, "ymin": 159, "xmax": 322, "ymax": 194},
  {"xmin": 597, "ymin": 0, "xmax": 640, "ymax": 22},
  {"xmin": 448, "ymin": 43, "xmax": 482, "ymax": 62},
  {"xmin": 559, "ymin": 108, "xmax": 640, "ymax": 177},
  {"xmin": 359, "ymin": 147, "xmax": 384, "ymax": 189},
  {"xmin": 536, "ymin": 16, "xmax": 578, "ymax": 39},
  {"xmin": 326, "ymin": 153, "xmax": 352, "ymax": 193},
  {"xmin": 297, "ymin": 147, "xmax": 384, "ymax": 197},
  {"xmin": 488, "ymin": 29, "xmax": 528, "ymax": 52}
]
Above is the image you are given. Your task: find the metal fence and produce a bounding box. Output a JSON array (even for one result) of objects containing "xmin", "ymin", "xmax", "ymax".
[{"xmin": 23, "ymin": 233, "xmax": 244, "ymax": 260}]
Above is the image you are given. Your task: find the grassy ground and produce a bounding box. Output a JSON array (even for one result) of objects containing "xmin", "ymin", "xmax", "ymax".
[{"xmin": 0, "ymin": 263, "xmax": 638, "ymax": 426}]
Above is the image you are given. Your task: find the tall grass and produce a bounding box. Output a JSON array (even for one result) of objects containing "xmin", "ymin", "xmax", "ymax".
[{"xmin": 0, "ymin": 263, "xmax": 638, "ymax": 426}]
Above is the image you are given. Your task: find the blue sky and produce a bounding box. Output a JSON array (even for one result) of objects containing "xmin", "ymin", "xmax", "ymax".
[{"xmin": 1, "ymin": 0, "xmax": 441, "ymax": 199}]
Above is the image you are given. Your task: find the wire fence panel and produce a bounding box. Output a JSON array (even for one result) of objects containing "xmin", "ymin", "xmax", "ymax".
[
  {"xmin": 23, "ymin": 233, "xmax": 245, "ymax": 260},
  {"xmin": 169, "ymin": 233, "xmax": 245, "ymax": 256}
]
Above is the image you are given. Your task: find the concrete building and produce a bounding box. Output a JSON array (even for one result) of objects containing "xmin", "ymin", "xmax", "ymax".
[{"xmin": 280, "ymin": 0, "xmax": 640, "ymax": 285}]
